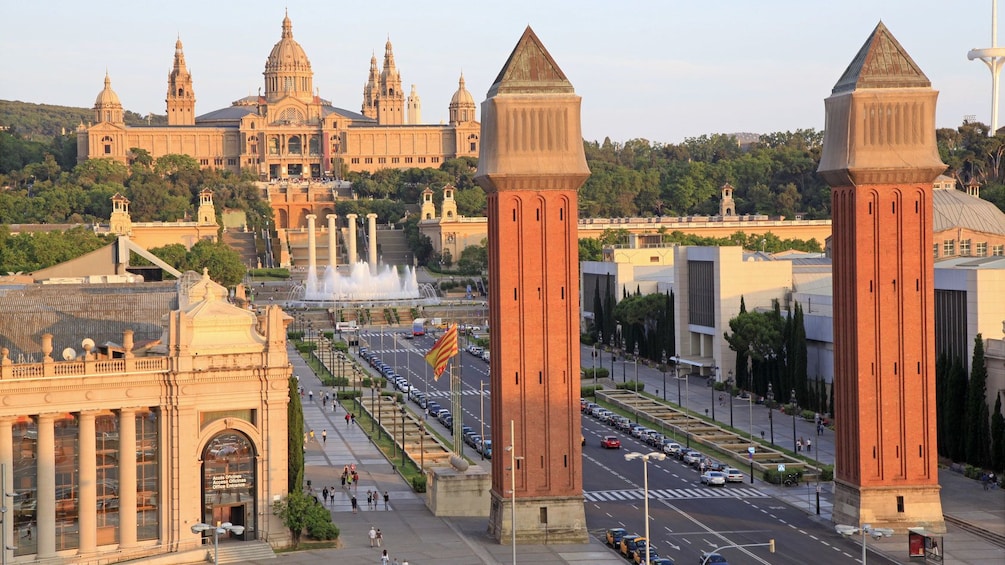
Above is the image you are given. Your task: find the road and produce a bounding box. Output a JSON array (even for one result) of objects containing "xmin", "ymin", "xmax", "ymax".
[{"xmin": 353, "ymin": 328, "xmax": 892, "ymax": 564}]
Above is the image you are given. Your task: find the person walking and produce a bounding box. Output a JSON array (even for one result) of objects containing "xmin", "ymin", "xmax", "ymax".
[
  {"xmin": 309, "ymin": 390, "xmax": 314, "ymax": 402},
  {"xmin": 383, "ymin": 491, "xmax": 390, "ymax": 511},
  {"xmin": 368, "ymin": 526, "xmax": 377, "ymax": 547},
  {"xmin": 796, "ymin": 438, "xmax": 802, "ymax": 452},
  {"xmin": 322, "ymin": 487, "xmax": 329, "ymax": 505},
  {"xmin": 367, "ymin": 490, "xmax": 373, "ymax": 510},
  {"xmin": 345, "ymin": 413, "xmax": 351, "ymax": 427},
  {"xmin": 351, "ymin": 495, "xmax": 358, "ymax": 513},
  {"xmin": 322, "ymin": 429, "xmax": 327, "ymax": 445},
  {"xmin": 381, "ymin": 550, "xmax": 389, "ymax": 565},
  {"xmin": 375, "ymin": 529, "xmax": 383, "ymax": 547},
  {"xmin": 309, "ymin": 429, "xmax": 316, "ymax": 442},
  {"xmin": 806, "ymin": 438, "xmax": 812, "ymax": 452},
  {"xmin": 351, "ymin": 413, "xmax": 356, "ymax": 425}
]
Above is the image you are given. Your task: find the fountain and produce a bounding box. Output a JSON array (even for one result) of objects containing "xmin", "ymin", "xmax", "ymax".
[{"xmin": 285, "ymin": 213, "xmax": 436, "ymax": 307}]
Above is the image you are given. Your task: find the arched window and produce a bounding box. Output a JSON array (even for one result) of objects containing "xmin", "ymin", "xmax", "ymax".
[
  {"xmin": 268, "ymin": 137, "xmax": 279, "ymax": 155},
  {"xmin": 288, "ymin": 136, "xmax": 302, "ymax": 155},
  {"xmin": 308, "ymin": 136, "xmax": 320, "ymax": 156}
]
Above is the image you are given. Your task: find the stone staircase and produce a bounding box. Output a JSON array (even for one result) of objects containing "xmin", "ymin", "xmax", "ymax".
[
  {"xmin": 209, "ymin": 540, "xmax": 276, "ymax": 563},
  {"xmin": 222, "ymin": 230, "xmax": 259, "ymax": 270},
  {"xmin": 376, "ymin": 227, "xmax": 410, "ymax": 267}
]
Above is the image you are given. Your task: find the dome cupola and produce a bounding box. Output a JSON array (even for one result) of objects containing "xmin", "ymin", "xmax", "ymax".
[
  {"xmin": 94, "ymin": 72, "xmax": 124, "ymax": 124},
  {"xmin": 263, "ymin": 11, "xmax": 314, "ymax": 102}
]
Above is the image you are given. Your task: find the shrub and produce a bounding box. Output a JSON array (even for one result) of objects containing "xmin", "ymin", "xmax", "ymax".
[
  {"xmin": 583, "ymin": 368, "xmax": 610, "ymax": 380},
  {"xmin": 295, "ymin": 342, "xmax": 317, "ymax": 353},
  {"xmin": 304, "ymin": 499, "xmax": 340, "ymax": 540},
  {"xmin": 616, "ymin": 381, "xmax": 645, "ymax": 393},
  {"xmin": 337, "ymin": 390, "xmax": 361, "ymax": 400},
  {"xmin": 249, "ymin": 268, "xmax": 291, "ymax": 279},
  {"xmin": 288, "ymin": 331, "xmax": 304, "ymax": 340},
  {"xmin": 818, "ymin": 465, "xmax": 834, "ymax": 481},
  {"xmin": 801, "ymin": 409, "xmax": 817, "ymax": 421},
  {"xmin": 580, "ymin": 385, "xmax": 602, "ymax": 397},
  {"xmin": 412, "ymin": 476, "xmax": 427, "ymax": 492}
]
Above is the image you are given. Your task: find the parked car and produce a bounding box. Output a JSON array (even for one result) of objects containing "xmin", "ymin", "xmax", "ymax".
[
  {"xmin": 682, "ymin": 450, "xmax": 703, "ymax": 466},
  {"xmin": 620, "ymin": 535, "xmax": 645, "ymax": 558},
  {"xmin": 630, "ymin": 542, "xmax": 655, "ymax": 563},
  {"xmin": 650, "ymin": 558, "xmax": 675, "ymax": 565},
  {"xmin": 700, "ymin": 471, "xmax": 727, "ymax": 486},
  {"xmin": 724, "ymin": 468, "xmax": 744, "ymax": 483},
  {"xmin": 481, "ymin": 439, "xmax": 492, "ymax": 459},
  {"xmin": 662, "ymin": 441, "xmax": 682, "ymax": 455},
  {"xmin": 601, "ymin": 436, "xmax": 621, "ymax": 449},
  {"xmin": 605, "ymin": 527, "xmax": 627, "ymax": 547},
  {"xmin": 699, "ymin": 552, "xmax": 729, "ymax": 564},
  {"xmin": 612, "ymin": 416, "xmax": 632, "ymax": 430}
]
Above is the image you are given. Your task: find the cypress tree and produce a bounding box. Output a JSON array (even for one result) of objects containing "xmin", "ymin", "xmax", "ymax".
[
  {"xmin": 991, "ymin": 393, "xmax": 1004, "ymax": 473},
  {"xmin": 793, "ymin": 303, "xmax": 808, "ymax": 406},
  {"xmin": 935, "ymin": 353, "xmax": 948, "ymax": 458},
  {"xmin": 592, "ymin": 281, "xmax": 604, "ymax": 342},
  {"xmin": 287, "ymin": 376, "xmax": 305, "ymax": 492},
  {"xmin": 948, "ymin": 359, "xmax": 969, "ymax": 461},
  {"xmin": 965, "ymin": 334, "xmax": 991, "ymax": 467},
  {"xmin": 668, "ymin": 289, "xmax": 676, "ymax": 357}
]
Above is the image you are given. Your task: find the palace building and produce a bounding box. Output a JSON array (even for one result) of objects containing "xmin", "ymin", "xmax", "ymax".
[{"xmin": 76, "ymin": 13, "xmax": 480, "ymax": 179}]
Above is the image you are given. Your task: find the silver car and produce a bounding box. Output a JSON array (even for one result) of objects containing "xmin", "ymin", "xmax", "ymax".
[{"xmin": 700, "ymin": 471, "xmax": 726, "ymax": 486}]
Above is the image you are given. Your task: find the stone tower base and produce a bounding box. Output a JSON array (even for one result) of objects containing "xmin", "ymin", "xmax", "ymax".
[
  {"xmin": 426, "ymin": 464, "xmax": 491, "ymax": 517},
  {"xmin": 487, "ymin": 491, "xmax": 588, "ymax": 544},
  {"xmin": 833, "ymin": 479, "xmax": 946, "ymax": 534}
]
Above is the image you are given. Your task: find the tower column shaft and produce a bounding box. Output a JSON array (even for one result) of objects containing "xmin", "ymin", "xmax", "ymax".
[
  {"xmin": 327, "ymin": 214, "xmax": 338, "ymax": 269},
  {"xmin": 346, "ymin": 214, "xmax": 358, "ymax": 265},
  {"xmin": 366, "ymin": 213, "xmax": 378, "ymax": 274},
  {"xmin": 306, "ymin": 215, "xmax": 318, "ymax": 273}
]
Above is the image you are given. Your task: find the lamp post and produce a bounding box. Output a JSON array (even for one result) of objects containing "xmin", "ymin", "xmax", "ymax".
[
  {"xmin": 371, "ymin": 382, "xmax": 379, "ymax": 434},
  {"xmin": 727, "ymin": 370, "xmax": 734, "ymax": 428},
  {"xmin": 505, "ymin": 420, "xmax": 523, "ymax": 565},
  {"xmin": 633, "ymin": 344, "xmax": 640, "ymax": 422},
  {"xmin": 400, "ymin": 403, "xmax": 407, "ymax": 468},
  {"xmin": 674, "ymin": 357, "xmax": 681, "ymax": 405},
  {"xmin": 790, "ymin": 388, "xmax": 798, "ymax": 454},
  {"xmin": 191, "ymin": 521, "xmax": 245, "ymax": 565},
  {"xmin": 672, "ymin": 359, "xmax": 690, "ymax": 448},
  {"xmin": 835, "ymin": 524, "xmax": 893, "ymax": 564},
  {"xmin": 598, "ymin": 330, "xmax": 604, "ymax": 382},
  {"xmin": 419, "ymin": 421, "xmax": 426, "ymax": 471},
  {"xmin": 480, "ymin": 380, "xmax": 486, "ymax": 460},
  {"xmin": 767, "ymin": 383, "xmax": 775, "ymax": 446},
  {"xmin": 625, "ymin": 451, "xmax": 666, "ymax": 565},
  {"xmin": 710, "ymin": 365, "xmax": 718, "ymax": 422},
  {"xmin": 661, "ymin": 350, "xmax": 667, "ymax": 402}
]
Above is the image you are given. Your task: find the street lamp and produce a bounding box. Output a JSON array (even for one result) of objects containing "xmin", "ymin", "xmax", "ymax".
[
  {"xmin": 371, "ymin": 381, "xmax": 379, "ymax": 434},
  {"xmin": 661, "ymin": 350, "xmax": 667, "ymax": 402},
  {"xmin": 835, "ymin": 524, "xmax": 893, "ymax": 564},
  {"xmin": 505, "ymin": 420, "xmax": 523, "ymax": 565},
  {"xmin": 633, "ymin": 344, "xmax": 640, "ymax": 422},
  {"xmin": 419, "ymin": 421, "xmax": 426, "ymax": 471},
  {"xmin": 767, "ymin": 383, "xmax": 775, "ymax": 446},
  {"xmin": 790, "ymin": 388, "xmax": 798, "ymax": 454},
  {"xmin": 625, "ymin": 451, "xmax": 666, "ymax": 565},
  {"xmin": 598, "ymin": 330, "xmax": 604, "ymax": 382},
  {"xmin": 400, "ymin": 403, "xmax": 407, "ymax": 468},
  {"xmin": 710, "ymin": 364, "xmax": 718, "ymax": 422},
  {"xmin": 480, "ymin": 380, "xmax": 487, "ymax": 460},
  {"xmin": 727, "ymin": 370, "xmax": 734, "ymax": 428},
  {"xmin": 192, "ymin": 521, "xmax": 245, "ymax": 565},
  {"xmin": 672, "ymin": 358, "xmax": 690, "ymax": 448}
]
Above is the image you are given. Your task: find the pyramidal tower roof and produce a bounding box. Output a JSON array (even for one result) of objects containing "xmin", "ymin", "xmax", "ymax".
[
  {"xmin": 487, "ymin": 26, "xmax": 574, "ymax": 96},
  {"xmin": 831, "ymin": 21, "xmax": 930, "ymax": 94}
]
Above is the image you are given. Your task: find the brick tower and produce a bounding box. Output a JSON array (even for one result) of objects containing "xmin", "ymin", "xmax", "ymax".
[
  {"xmin": 819, "ymin": 22, "xmax": 946, "ymax": 532},
  {"xmin": 476, "ymin": 27, "xmax": 590, "ymax": 544}
]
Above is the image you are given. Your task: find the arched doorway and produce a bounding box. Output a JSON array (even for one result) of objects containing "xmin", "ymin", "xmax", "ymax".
[{"xmin": 201, "ymin": 431, "xmax": 256, "ymax": 541}]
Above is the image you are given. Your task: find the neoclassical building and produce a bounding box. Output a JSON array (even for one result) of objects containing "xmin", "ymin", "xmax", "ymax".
[
  {"xmin": 0, "ymin": 270, "xmax": 292, "ymax": 563},
  {"xmin": 77, "ymin": 13, "xmax": 480, "ymax": 178}
]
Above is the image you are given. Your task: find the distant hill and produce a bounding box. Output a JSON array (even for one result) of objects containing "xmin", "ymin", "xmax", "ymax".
[{"xmin": 0, "ymin": 100, "xmax": 165, "ymax": 140}]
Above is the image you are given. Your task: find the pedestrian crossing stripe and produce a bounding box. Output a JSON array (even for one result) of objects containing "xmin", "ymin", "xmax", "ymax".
[
  {"xmin": 423, "ymin": 390, "xmax": 489, "ymax": 397},
  {"xmin": 583, "ymin": 487, "xmax": 766, "ymax": 502}
]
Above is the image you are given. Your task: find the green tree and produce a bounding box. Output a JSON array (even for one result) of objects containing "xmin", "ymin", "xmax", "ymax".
[
  {"xmin": 579, "ymin": 238, "xmax": 603, "ymax": 262},
  {"xmin": 274, "ymin": 489, "xmax": 310, "ymax": 548},
  {"xmin": 287, "ymin": 376, "xmax": 304, "ymax": 493},
  {"xmin": 966, "ymin": 335, "xmax": 992, "ymax": 467},
  {"xmin": 186, "ymin": 240, "xmax": 247, "ymax": 287},
  {"xmin": 947, "ymin": 358, "xmax": 969, "ymax": 461},
  {"xmin": 991, "ymin": 393, "xmax": 1004, "ymax": 472},
  {"xmin": 457, "ymin": 240, "xmax": 487, "ymax": 275}
]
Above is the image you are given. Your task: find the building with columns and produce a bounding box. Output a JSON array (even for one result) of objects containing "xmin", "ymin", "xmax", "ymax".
[
  {"xmin": 77, "ymin": 13, "xmax": 479, "ymax": 178},
  {"xmin": 0, "ymin": 270, "xmax": 292, "ymax": 563}
]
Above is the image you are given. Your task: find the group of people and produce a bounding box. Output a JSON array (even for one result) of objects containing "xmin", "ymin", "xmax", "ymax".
[
  {"xmin": 796, "ymin": 437, "xmax": 812, "ymax": 452},
  {"xmin": 981, "ymin": 471, "xmax": 998, "ymax": 490},
  {"xmin": 367, "ymin": 489, "xmax": 390, "ymax": 511},
  {"xmin": 370, "ymin": 527, "xmax": 408, "ymax": 564}
]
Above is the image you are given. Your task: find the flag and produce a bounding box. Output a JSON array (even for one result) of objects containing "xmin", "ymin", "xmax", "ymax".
[{"xmin": 425, "ymin": 324, "xmax": 458, "ymax": 380}]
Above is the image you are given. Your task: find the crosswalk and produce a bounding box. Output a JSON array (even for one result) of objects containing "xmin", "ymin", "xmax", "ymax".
[
  {"xmin": 584, "ymin": 486, "xmax": 765, "ymax": 503},
  {"xmin": 423, "ymin": 389, "xmax": 489, "ymax": 398}
]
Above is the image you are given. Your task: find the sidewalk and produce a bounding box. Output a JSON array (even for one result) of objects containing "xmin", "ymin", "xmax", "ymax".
[{"xmin": 261, "ymin": 342, "xmax": 1004, "ymax": 564}]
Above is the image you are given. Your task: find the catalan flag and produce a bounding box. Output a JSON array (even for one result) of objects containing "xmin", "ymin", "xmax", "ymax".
[{"xmin": 424, "ymin": 324, "xmax": 458, "ymax": 380}]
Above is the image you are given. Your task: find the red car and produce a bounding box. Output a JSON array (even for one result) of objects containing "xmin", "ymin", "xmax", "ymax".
[{"xmin": 601, "ymin": 436, "xmax": 621, "ymax": 449}]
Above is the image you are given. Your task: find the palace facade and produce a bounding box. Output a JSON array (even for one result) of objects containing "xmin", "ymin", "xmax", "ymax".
[{"xmin": 76, "ymin": 13, "xmax": 479, "ymax": 178}]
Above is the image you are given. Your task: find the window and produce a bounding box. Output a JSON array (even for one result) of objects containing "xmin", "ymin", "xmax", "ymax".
[
  {"xmin": 364, "ymin": 157, "xmax": 373, "ymax": 164},
  {"xmin": 418, "ymin": 157, "xmax": 426, "ymax": 163},
  {"xmin": 405, "ymin": 157, "xmax": 413, "ymax": 164},
  {"xmin": 378, "ymin": 157, "xmax": 386, "ymax": 164},
  {"xmin": 214, "ymin": 158, "xmax": 223, "ymax": 166},
  {"xmin": 960, "ymin": 239, "xmax": 971, "ymax": 256},
  {"xmin": 391, "ymin": 157, "xmax": 399, "ymax": 164},
  {"xmin": 994, "ymin": 244, "xmax": 1004, "ymax": 256},
  {"xmin": 932, "ymin": 243, "xmax": 939, "ymax": 259},
  {"xmin": 227, "ymin": 158, "xmax": 236, "ymax": 166},
  {"xmin": 431, "ymin": 157, "xmax": 439, "ymax": 163},
  {"xmin": 351, "ymin": 158, "xmax": 360, "ymax": 164},
  {"xmin": 943, "ymin": 240, "xmax": 955, "ymax": 257},
  {"xmin": 977, "ymin": 242, "xmax": 988, "ymax": 257},
  {"xmin": 200, "ymin": 159, "xmax": 209, "ymax": 166},
  {"xmin": 308, "ymin": 136, "xmax": 320, "ymax": 156},
  {"xmin": 268, "ymin": 137, "xmax": 279, "ymax": 155},
  {"xmin": 288, "ymin": 136, "xmax": 302, "ymax": 155}
]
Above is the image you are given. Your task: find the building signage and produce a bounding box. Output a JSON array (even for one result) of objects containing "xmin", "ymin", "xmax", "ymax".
[{"xmin": 210, "ymin": 473, "xmax": 248, "ymax": 490}]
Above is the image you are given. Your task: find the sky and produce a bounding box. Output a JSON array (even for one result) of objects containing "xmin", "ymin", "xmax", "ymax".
[{"xmin": 0, "ymin": 0, "xmax": 992, "ymax": 144}]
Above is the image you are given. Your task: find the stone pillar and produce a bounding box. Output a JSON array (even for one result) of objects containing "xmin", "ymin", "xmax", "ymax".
[
  {"xmin": 0, "ymin": 418, "xmax": 13, "ymax": 565},
  {"xmin": 346, "ymin": 213, "xmax": 359, "ymax": 265},
  {"xmin": 327, "ymin": 214, "xmax": 338, "ymax": 270},
  {"xmin": 122, "ymin": 329, "xmax": 134, "ymax": 359},
  {"xmin": 78, "ymin": 412, "xmax": 97, "ymax": 554},
  {"xmin": 306, "ymin": 214, "xmax": 318, "ymax": 273},
  {"xmin": 118, "ymin": 409, "xmax": 137, "ymax": 547},
  {"xmin": 37, "ymin": 414, "xmax": 56, "ymax": 558},
  {"xmin": 366, "ymin": 213, "xmax": 378, "ymax": 275}
]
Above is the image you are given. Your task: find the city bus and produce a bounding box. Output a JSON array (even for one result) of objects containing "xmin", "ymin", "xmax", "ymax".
[{"xmin": 412, "ymin": 318, "xmax": 426, "ymax": 337}]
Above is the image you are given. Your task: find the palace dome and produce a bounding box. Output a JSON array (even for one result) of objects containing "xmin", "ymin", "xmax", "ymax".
[
  {"xmin": 94, "ymin": 73, "xmax": 122, "ymax": 107},
  {"xmin": 265, "ymin": 14, "xmax": 312, "ymax": 74},
  {"xmin": 450, "ymin": 74, "xmax": 475, "ymax": 106}
]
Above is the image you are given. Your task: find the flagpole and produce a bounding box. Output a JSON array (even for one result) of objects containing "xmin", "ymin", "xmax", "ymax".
[{"xmin": 451, "ymin": 355, "xmax": 463, "ymax": 454}]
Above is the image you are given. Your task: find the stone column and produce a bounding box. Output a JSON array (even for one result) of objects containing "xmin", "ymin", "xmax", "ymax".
[
  {"xmin": 37, "ymin": 414, "xmax": 56, "ymax": 558},
  {"xmin": 0, "ymin": 418, "xmax": 13, "ymax": 565},
  {"xmin": 346, "ymin": 214, "xmax": 358, "ymax": 265},
  {"xmin": 366, "ymin": 213, "xmax": 378, "ymax": 275},
  {"xmin": 306, "ymin": 214, "xmax": 318, "ymax": 273},
  {"xmin": 78, "ymin": 411, "xmax": 97, "ymax": 554},
  {"xmin": 118, "ymin": 409, "xmax": 137, "ymax": 548},
  {"xmin": 327, "ymin": 214, "xmax": 338, "ymax": 270}
]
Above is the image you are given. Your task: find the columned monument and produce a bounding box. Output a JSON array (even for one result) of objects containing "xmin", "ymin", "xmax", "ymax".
[
  {"xmin": 477, "ymin": 27, "xmax": 589, "ymax": 544},
  {"xmin": 819, "ymin": 22, "xmax": 946, "ymax": 532}
]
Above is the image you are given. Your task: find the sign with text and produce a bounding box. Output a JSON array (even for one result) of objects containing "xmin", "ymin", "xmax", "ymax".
[{"xmin": 211, "ymin": 473, "xmax": 249, "ymax": 490}]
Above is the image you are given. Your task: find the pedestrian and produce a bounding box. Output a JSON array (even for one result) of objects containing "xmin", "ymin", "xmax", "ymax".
[
  {"xmin": 351, "ymin": 495, "xmax": 358, "ymax": 513},
  {"xmin": 341, "ymin": 473, "xmax": 347, "ymax": 489},
  {"xmin": 346, "ymin": 413, "xmax": 351, "ymax": 427},
  {"xmin": 376, "ymin": 529, "xmax": 383, "ymax": 547},
  {"xmin": 384, "ymin": 490, "xmax": 390, "ymax": 511},
  {"xmin": 393, "ymin": 558, "xmax": 400, "ymax": 565},
  {"xmin": 982, "ymin": 473, "xmax": 991, "ymax": 491},
  {"xmin": 402, "ymin": 559, "xmax": 409, "ymax": 565},
  {"xmin": 351, "ymin": 413, "xmax": 356, "ymax": 425},
  {"xmin": 332, "ymin": 401, "xmax": 337, "ymax": 414},
  {"xmin": 367, "ymin": 490, "xmax": 373, "ymax": 510},
  {"xmin": 806, "ymin": 438, "xmax": 812, "ymax": 452},
  {"xmin": 322, "ymin": 487, "xmax": 329, "ymax": 505},
  {"xmin": 718, "ymin": 393, "xmax": 724, "ymax": 406},
  {"xmin": 309, "ymin": 390, "xmax": 314, "ymax": 402},
  {"xmin": 381, "ymin": 549, "xmax": 389, "ymax": 565},
  {"xmin": 796, "ymin": 438, "xmax": 802, "ymax": 452},
  {"xmin": 369, "ymin": 526, "xmax": 377, "ymax": 547},
  {"xmin": 322, "ymin": 429, "xmax": 327, "ymax": 445},
  {"xmin": 309, "ymin": 429, "xmax": 316, "ymax": 442}
]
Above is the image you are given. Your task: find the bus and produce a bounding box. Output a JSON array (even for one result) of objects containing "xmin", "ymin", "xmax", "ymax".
[
  {"xmin": 412, "ymin": 318, "xmax": 426, "ymax": 337},
  {"xmin": 335, "ymin": 321, "xmax": 358, "ymax": 333}
]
